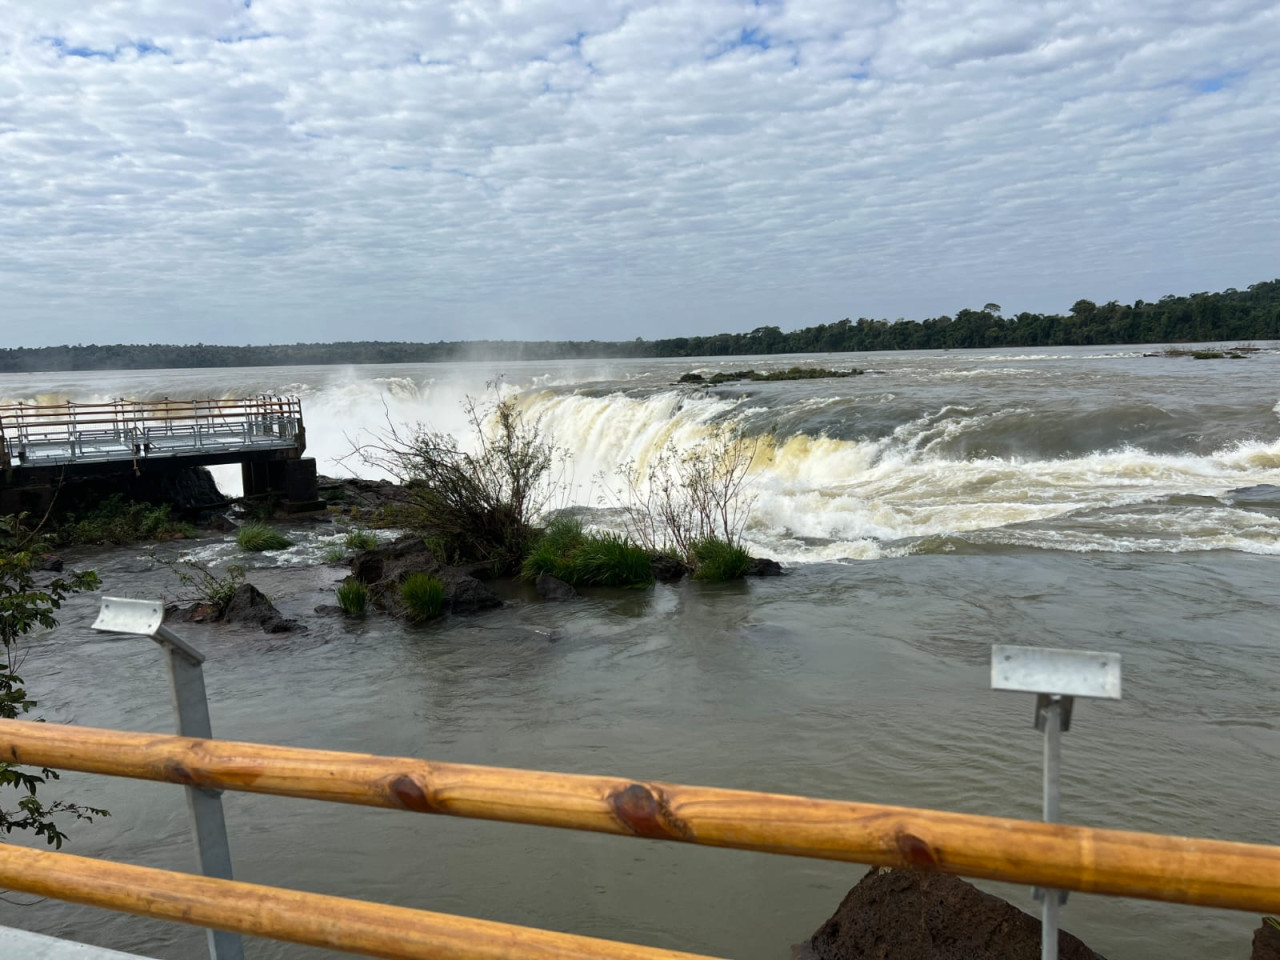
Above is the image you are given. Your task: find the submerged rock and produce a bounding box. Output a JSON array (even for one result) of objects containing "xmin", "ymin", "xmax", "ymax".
[{"xmin": 796, "ymin": 866, "xmax": 1102, "ymax": 960}]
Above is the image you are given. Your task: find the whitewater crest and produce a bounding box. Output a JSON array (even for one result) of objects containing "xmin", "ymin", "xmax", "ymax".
[{"xmin": 512, "ymin": 388, "xmax": 1280, "ymax": 561}]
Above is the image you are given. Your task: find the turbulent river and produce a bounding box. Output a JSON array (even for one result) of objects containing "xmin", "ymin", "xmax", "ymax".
[{"xmin": 2, "ymin": 345, "xmax": 1278, "ymax": 959}]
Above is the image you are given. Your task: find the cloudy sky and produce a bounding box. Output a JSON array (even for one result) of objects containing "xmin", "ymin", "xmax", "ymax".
[{"xmin": 2, "ymin": 1, "xmax": 1277, "ymax": 347}]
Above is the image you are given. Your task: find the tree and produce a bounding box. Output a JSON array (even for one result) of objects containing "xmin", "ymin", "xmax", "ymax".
[{"xmin": 0, "ymin": 514, "xmax": 108, "ymax": 847}]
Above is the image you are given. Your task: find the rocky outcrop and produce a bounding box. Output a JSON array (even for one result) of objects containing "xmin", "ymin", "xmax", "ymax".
[
  {"xmin": 651, "ymin": 554, "xmax": 687, "ymax": 582},
  {"xmin": 796, "ymin": 867, "xmax": 1102, "ymax": 960},
  {"xmin": 166, "ymin": 583, "xmax": 303, "ymax": 633},
  {"xmin": 222, "ymin": 583, "xmax": 302, "ymax": 633},
  {"xmin": 350, "ymin": 536, "xmax": 501, "ymax": 618}
]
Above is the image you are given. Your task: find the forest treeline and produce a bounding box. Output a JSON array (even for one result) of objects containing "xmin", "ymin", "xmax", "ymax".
[{"xmin": 3, "ymin": 279, "xmax": 1278, "ymax": 373}]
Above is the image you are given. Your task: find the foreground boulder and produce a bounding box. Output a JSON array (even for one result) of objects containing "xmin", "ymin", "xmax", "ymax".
[
  {"xmin": 796, "ymin": 867, "xmax": 1102, "ymax": 960},
  {"xmin": 1254, "ymin": 918, "xmax": 1280, "ymax": 960}
]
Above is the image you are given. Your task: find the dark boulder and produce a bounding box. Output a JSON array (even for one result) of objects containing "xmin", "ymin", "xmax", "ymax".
[
  {"xmin": 33, "ymin": 553, "xmax": 64, "ymax": 572},
  {"xmin": 1254, "ymin": 918, "xmax": 1280, "ymax": 960},
  {"xmin": 439, "ymin": 568, "xmax": 502, "ymax": 615},
  {"xmin": 222, "ymin": 583, "xmax": 303, "ymax": 634},
  {"xmin": 651, "ymin": 554, "xmax": 687, "ymax": 582},
  {"xmin": 535, "ymin": 572, "xmax": 578, "ymax": 601},
  {"xmin": 351, "ymin": 536, "xmax": 441, "ymax": 587},
  {"xmin": 797, "ymin": 866, "xmax": 1102, "ymax": 960},
  {"xmin": 747, "ymin": 556, "xmax": 783, "ymax": 577}
]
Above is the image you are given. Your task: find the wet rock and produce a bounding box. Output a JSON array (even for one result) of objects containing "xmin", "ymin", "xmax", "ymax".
[
  {"xmin": 1254, "ymin": 918, "xmax": 1280, "ymax": 960},
  {"xmin": 439, "ymin": 568, "xmax": 502, "ymax": 615},
  {"xmin": 165, "ymin": 601, "xmax": 221, "ymax": 624},
  {"xmin": 351, "ymin": 537, "xmax": 500, "ymax": 619},
  {"xmin": 313, "ymin": 604, "xmax": 343, "ymax": 616},
  {"xmin": 747, "ymin": 556, "xmax": 783, "ymax": 577},
  {"xmin": 651, "ymin": 554, "xmax": 687, "ymax": 582},
  {"xmin": 222, "ymin": 583, "xmax": 303, "ymax": 633},
  {"xmin": 351, "ymin": 536, "xmax": 442, "ymax": 587},
  {"xmin": 33, "ymin": 553, "xmax": 64, "ymax": 572},
  {"xmin": 535, "ymin": 572, "xmax": 578, "ymax": 601},
  {"xmin": 796, "ymin": 866, "xmax": 1102, "ymax": 960},
  {"xmin": 317, "ymin": 476, "xmax": 405, "ymax": 510}
]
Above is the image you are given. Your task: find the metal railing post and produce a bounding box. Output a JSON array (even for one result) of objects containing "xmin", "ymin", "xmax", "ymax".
[
  {"xmin": 992, "ymin": 645, "xmax": 1122, "ymax": 960},
  {"xmin": 92, "ymin": 598, "xmax": 245, "ymax": 960}
]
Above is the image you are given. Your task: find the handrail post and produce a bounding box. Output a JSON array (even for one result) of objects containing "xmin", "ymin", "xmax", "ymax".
[
  {"xmin": 92, "ymin": 598, "xmax": 245, "ymax": 960},
  {"xmin": 991, "ymin": 645, "xmax": 1122, "ymax": 960}
]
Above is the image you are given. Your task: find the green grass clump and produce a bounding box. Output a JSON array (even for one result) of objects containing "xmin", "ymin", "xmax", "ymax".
[
  {"xmin": 335, "ymin": 578, "xmax": 368, "ymax": 616},
  {"xmin": 522, "ymin": 517, "xmax": 653, "ymax": 588},
  {"xmin": 344, "ymin": 529, "xmax": 378, "ymax": 551},
  {"xmin": 236, "ymin": 522, "xmax": 293, "ymax": 552},
  {"xmin": 321, "ymin": 545, "xmax": 347, "ymax": 564},
  {"xmin": 401, "ymin": 572, "xmax": 446, "ymax": 622},
  {"xmin": 690, "ymin": 537, "xmax": 752, "ymax": 582},
  {"xmin": 1191, "ymin": 351, "xmax": 1226, "ymax": 359}
]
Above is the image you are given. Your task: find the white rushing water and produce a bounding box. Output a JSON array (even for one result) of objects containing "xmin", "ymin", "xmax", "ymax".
[{"xmin": 4, "ymin": 344, "xmax": 1280, "ymax": 561}]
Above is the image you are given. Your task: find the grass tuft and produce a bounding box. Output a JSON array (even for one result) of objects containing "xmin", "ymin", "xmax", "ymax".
[
  {"xmin": 401, "ymin": 572, "xmax": 446, "ymax": 622},
  {"xmin": 236, "ymin": 522, "xmax": 293, "ymax": 552},
  {"xmin": 522, "ymin": 517, "xmax": 653, "ymax": 587},
  {"xmin": 344, "ymin": 529, "xmax": 378, "ymax": 551},
  {"xmin": 336, "ymin": 578, "xmax": 368, "ymax": 617},
  {"xmin": 321, "ymin": 545, "xmax": 348, "ymax": 564},
  {"xmin": 690, "ymin": 537, "xmax": 752, "ymax": 582}
]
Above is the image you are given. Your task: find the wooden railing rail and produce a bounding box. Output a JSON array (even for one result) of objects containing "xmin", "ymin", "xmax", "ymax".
[
  {"xmin": 3, "ymin": 719, "xmax": 1279, "ymax": 915},
  {"xmin": 0, "ymin": 844, "xmax": 721, "ymax": 960}
]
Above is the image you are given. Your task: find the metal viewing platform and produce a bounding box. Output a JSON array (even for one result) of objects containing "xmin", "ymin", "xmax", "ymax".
[{"xmin": 0, "ymin": 396, "xmax": 319, "ymax": 513}]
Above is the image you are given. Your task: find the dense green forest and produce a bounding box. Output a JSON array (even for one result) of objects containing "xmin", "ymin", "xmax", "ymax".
[{"xmin": 3, "ymin": 279, "xmax": 1277, "ymax": 373}]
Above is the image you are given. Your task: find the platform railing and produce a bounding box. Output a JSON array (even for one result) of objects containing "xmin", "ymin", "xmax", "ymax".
[
  {"xmin": 1, "ymin": 717, "xmax": 1278, "ymax": 959},
  {"xmin": 0, "ymin": 396, "xmax": 302, "ymax": 467}
]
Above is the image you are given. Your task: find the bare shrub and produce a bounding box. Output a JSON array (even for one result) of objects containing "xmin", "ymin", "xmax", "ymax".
[
  {"xmin": 614, "ymin": 424, "xmax": 760, "ymax": 565},
  {"xmin": 342, "ymin": 395, "xmax": 560, "ymax": 572}
]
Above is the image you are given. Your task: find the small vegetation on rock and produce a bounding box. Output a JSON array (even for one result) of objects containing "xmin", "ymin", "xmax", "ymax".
[
  {"xmin": 522, "ymin": 517, "xmax": 653, "ymax": 588},
  {"xmin": 679, "ymin": 366, "xmax": 862, "ymax": 385},
  {"xmin": 335, "ymin": 578, "xmax": 368, "ymax": 617},
  {"xmin": 154, "ymin": 556, "xmax": 247, "ymax": 613},
  {"xmin": 401, "ymin": 572, "xmax": 446, "ymax": 623},
  {"xmin": 236, "ymin": 522, "xmax": 293, "ymax": 552},
  {"xmin": 344, "ymin": 529, "xmax": 377, "ymax": 551},
  {"xmin": 689, "ymin": 537, "xmax": 753, "ymax": 582}
]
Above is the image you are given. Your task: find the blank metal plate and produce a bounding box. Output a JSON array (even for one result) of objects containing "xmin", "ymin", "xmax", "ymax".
[
  {"xmin": 991, "ymin": 644, "xmax": 1122, "ymax": 699},
  {"xmin": 92, "ymin": 596, "xmax": 164, "ymax": 637}
]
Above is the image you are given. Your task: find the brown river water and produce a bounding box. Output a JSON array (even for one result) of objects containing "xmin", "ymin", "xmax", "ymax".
[{"xmin": 1, "ymin": 345, "xmax": 1278, "ymax": 958}]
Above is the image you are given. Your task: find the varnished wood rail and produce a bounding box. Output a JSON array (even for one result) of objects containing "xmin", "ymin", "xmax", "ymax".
[
  {"xmin": 3, "ymin": 719, "xmax": 1280, "ymax": 915},
  {"xmin": 0, "ymin": 844, "xmax": 721, "ymax": 960}
]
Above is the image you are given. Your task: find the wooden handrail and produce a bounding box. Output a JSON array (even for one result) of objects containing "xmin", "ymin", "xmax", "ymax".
[
  {"xmin": 3, "ymin": 719, "xmax": 1279, "ymax": 914},
  {"xmin": 0, "ymin": 844, "xmax": 720, "ymax": 960}
]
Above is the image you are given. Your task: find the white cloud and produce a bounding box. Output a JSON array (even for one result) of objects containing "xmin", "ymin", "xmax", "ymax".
[{"xmin": 1, "ymin": 0, "xmax": 1277, "ymax": 346}]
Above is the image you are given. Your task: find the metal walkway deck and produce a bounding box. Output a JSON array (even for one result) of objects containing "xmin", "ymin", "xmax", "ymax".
[{"xmin": 0, "ymin": 397, "xmax": 302, "ymax": 471}]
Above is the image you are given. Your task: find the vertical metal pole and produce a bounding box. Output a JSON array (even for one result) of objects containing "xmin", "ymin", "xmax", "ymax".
[
  {"xmin": 1040, "ymin": 697, "xmax": 1062, "ymax": 960},
  {"xmin": 155, "ymin": 627, "xmax": 245, "ymax": 960}
]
